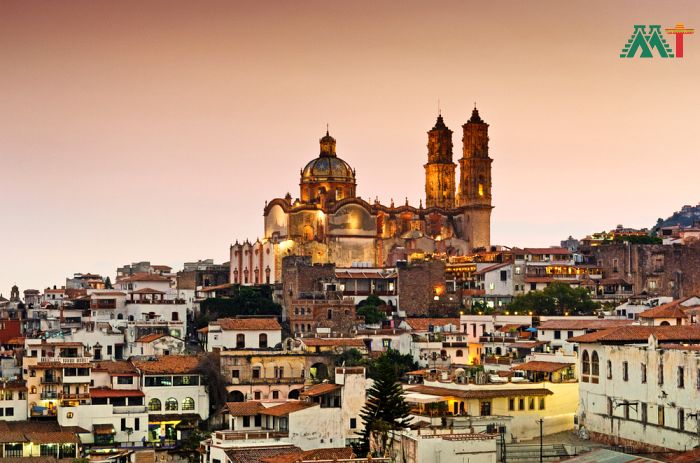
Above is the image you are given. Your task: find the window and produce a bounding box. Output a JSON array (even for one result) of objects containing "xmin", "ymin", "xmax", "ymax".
[
  {"xmin": 607, "ymin": 360, "xmax": 612, "ymax": 379},
  {"xmin": 5, "ymin": 407, "xmax": 13, "ymax": 416},
  {"xmin": 508, "ymin": 398, "xmax": 515, "ymax": 411},
  {"xmin": 567, "ymin": 330, "xmax": 573, "ymax": 339},
  {"xmin": 121, "ymin": 418, "xmax": 127, "ymax": 431},
  {"xmin": 679, "ymin": 408, "xmax": 685, "ymax": 431},
  {"xmin": 456, "ymin": 350, "xmax": 464, "ymax": 358},
  {"xmin": 182, "ymin": 397, "xmax": 195, "ymax": 411},
  {"xmin": 236, "ymin": 334, "xmax": 245, "ymax": 349},
  {"xmin": 255, "ymin": 415, "xmax": 262, "ymax": 427},
  {"xmin": 554, "ymin": 331, "xmax": 561, "ymax": 340},
  {"xmin": 500, "ymin": 270, "xmax": 507, "ymax": 282},
  {"xmin": 528, "ymin": 397, "xmax": 535, "ymax": 410},
  {"xmin": 272, "ymin": 390, "xmax": 279, "ymax": 399},
  {"xmin": 254, "ymin": 391, "xmax": 261, "ymax": 400},
  {"xmin": 327, "ymin": 309, "xmax": 333, "ymax": 320},
  {"xmin": 259, "ymin": 333, "xmax": 268, "ymax": 349},
  {"xmin": 518, "ymin": 398, "xmax": 525, "ymax": 410},
  {"xmin": 658, "ymin": 361, "xmax": 664, "ymax": 385},
  {"xmin": 658, "ymin": 406, "xmax": 665, "ymax": 426},
  {"xmin": 134, "ymin": 418, "xmax": 140, "ymax": 431},
  {"xmin": 591, "ymin": 351, "xmax": 599, "ymax": 378},
  {"xmin": 607, "ymin": 398, "xmax": 613, "ymax": 416},
  {"xmin": 641, "ymin": 403, "xmax": 647, "ymax": 424},
  {"xmin": 243, "ymin": 416, "xmax": 250, "ymax": 427},
  {"xmin": 252, "ymin": 368, "xmax": 261, "ymax": 379},
  {"xmin": 165, "ymin": 397, "xmax": 178, "ymax": 411},
  {"xmin": 148, "ymin": 398, "xmax": 161, "ymax": 411},
  {"xmin": 539, "ymin": 397, "xmax": 545, "ymax": 410},
  {"xmin": 622, "ymin": 362, "xmax": 629, "ymax": 382},
  {"xmin": 117, "ymin": 376, "xmax": 133, "ymax": 384},
  {"xmin": 382, "ymin": 339, "xmax": 392, "ymax": 349},
  {"xmin": 350, "ymin": 418, "xmax": 357, "ymax": 429},
  {"xmin": 231, "ymin": 369, "xmax": 240, "ymax": 379},
  {"xmin": 678, "ymin": 366, "xmax": 685, "ymax": 388},
  {"xmin": 641, "ymin": 363, "xmax": 647, "ymax": 383},
  {"xmin": 582, "ymin": 351, "xmax": 590, "ymax": 377}
]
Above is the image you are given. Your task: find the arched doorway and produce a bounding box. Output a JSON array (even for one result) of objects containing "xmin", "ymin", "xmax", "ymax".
[
  {"xmin": 288, "ymin": 389, "xmax": 301, "ymax": 400},
  {"xmin": 228, "ymin": 390, "xmax": 245, "ymax": 402},
  {"xmin": 309, "ymin": 363, "xmax": 328, "ymax": 381}
]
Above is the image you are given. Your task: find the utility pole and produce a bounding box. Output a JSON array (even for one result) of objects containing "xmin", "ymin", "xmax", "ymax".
[{"xmin": 539, "ymin": 418, "xmax": 544, "ymax": 463}]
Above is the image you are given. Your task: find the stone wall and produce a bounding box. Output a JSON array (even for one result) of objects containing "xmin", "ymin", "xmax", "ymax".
[{"xmin": 398, "ymin": 260, "xmax": 447, "ymax": 316}]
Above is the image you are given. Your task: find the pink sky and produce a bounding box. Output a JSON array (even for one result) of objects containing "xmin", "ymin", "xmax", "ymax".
[{"xmin": 1, "ymin": 0, "xmax": 699, "ymax": 296}]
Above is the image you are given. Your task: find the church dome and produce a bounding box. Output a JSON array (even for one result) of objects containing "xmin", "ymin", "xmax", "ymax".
[{"xmin": 300, "ymin": 131, "xmax": 355, "ymax": 184}]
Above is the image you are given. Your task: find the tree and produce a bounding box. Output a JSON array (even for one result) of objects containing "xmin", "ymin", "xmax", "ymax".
[
  {"xmin": 358, "ymin": 358, "xmax": 411, "ymax": 457},
  {"xmin": 368, "ymin": 349, "xmax": 418, "ymax": 380},
  {"xmin": 197, "ymin": 285, "xmax": 282, "ymax": 328},
  {"xmin": 195, "ymin": 353, "xmax": 227, "ymax": 413},
  {"xmin": 508, "ymin": 282, "xmax": 598, "ymax": 316},
  {"xmin": 356, "ymin": 295, "xmax": 387, "ymax": 325},
  {"xmin": 104, "ymin": 276, "xmax": 113, "ymax": 289}
]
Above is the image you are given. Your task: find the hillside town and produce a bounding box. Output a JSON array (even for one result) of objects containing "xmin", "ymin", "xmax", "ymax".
[{"xmin": 3, "ymin": 110, "xmax": 700, "ymax": 463}]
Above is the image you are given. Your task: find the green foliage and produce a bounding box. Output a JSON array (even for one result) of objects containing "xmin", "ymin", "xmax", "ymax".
[
  {"xmin": 104, "ymin": 276, "xmax": 113, "ymax": 289},
  {"xmin": 613, "ymin": 235, "xmax": 662, "ymax": 245},
  {"xmin": 508, "ymin": 282, "xmax": 599, "ymax": 316},
  {"xmin": 334, "ymin": 348, "xmax": 365, "ymax": 367},
  {"xmin": 195, "ymin": 353, "xmax": 228, "ymax": 413},
  {"xmin": 334, "ymin": 348, "xmax": 417, "ymax": 381},
  {"xmin": 197, "ymin": 285, "xmax": 281, "ymax": 328},
  {"xmin": 358, "ymin": 358, "xmax": 412, "ymax": 457},
  {"xmin": 356, "ymin": 295, "xmax": 387, "ymax": 324}
]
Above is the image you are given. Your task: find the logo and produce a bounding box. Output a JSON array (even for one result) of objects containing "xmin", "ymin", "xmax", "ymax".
[{"xmin": 620, "ymin": 24, "xmax": 694, "ymax": 58}]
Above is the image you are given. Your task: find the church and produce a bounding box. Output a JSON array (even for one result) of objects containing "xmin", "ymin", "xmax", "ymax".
[{"xmin": 230, "ymin": 107, "xmax": 493, "ymax": 285}]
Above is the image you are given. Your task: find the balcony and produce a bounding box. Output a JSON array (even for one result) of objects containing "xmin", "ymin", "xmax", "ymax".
[
  {"xmin": 41, "ymin": 376, "xmax": 59, "ymax": 384},
  {"xmin": 113, "ymin": 405, "xmax": 147, "ymax": 414},
  {"xmin": 236, "ymin": 377, "xmax": 305, "ymax": 386},
  {"xmin": 39, "ymin": 356, "xmax": 91, "ymax": 364},
  {"xmin": 41, "ymin": 391, "xmax": 59, "ymax": 399},
  {"xmin": 125, "ymin": 299, "xmax": 185, "ymax": 305},
  {"xmin": 90, "ymin": 301, "xmax": 117, "ymax": 309},
  {"xmin": 59, "ymin": 392, "xmax": 91, "ymax": 400},
  {"xmin": 213, "ymin": 430, "xmax": 288, "ymax": 442}
]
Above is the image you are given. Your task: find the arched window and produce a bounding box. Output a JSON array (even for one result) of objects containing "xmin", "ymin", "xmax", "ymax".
[
  {"xmin": 182, "ymin": 397, "xmax": 195, "ymax": 411},
  {"xmin": 456, "ymin": 350, "xmax": 464, "ymax": 358},
  {"xmin": 582, "ymin": 350, "xmax": 590, "ymax": 375},
  {"xmin": 259, "ymin": 333, "xmax": 268, "ymax": 349},
  {"xmin": 148, "ymin": 398, "xmax": 161, "ymax": 411},
  {"xmin": 236, "ymin": 333, "xmax": 245, "ymax": 349},
  {"xmin": 117, "ymin": 313, "xmax": 124, "ymax": 320},
  {"xmin": 165, "ymin": 398, "xmax": 178, "ymax": 411},
  {"xmin": 591, "ymin": 351, "xmax": 600, "ymax": 377}
]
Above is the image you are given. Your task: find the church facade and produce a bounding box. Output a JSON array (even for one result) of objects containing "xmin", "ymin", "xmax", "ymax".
[{"xmin": 230, "ymin": 108, "xmax": 493, "ymax": 285}]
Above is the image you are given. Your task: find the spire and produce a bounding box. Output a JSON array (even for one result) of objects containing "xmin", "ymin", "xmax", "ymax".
[
  {"xmin": 469, "ymin": 105, "xmax": 484, "ymax": 124},
  {"xmin": 432, "ymin": 114, "xmax": 448, "ymax": 130}
]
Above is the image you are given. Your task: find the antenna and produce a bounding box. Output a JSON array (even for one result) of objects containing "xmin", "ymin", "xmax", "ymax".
[
  {"xmin": 438, "ymin": 98, "xmax": 441, "ymax": 116},
  {"xmin": 325, "ymin": 123, "xmax": 329, "ymax": 136}
]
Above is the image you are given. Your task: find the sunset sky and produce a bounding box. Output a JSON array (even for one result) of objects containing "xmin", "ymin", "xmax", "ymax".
[{"xmin": 1, "ymin": 0, "xmax": 699, "ymax": 296}]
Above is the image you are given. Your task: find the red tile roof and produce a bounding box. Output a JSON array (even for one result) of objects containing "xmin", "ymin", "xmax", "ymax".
[
  {"xmin": 474, "ymin": 263, "xmax": 511, "ymax": 275},
  {"xmin": 639, "ymin": 301, "xmax": 688, "ymax": 319},
  {"xmin": 225, "ymin": 401, "xmax": 264, "ymax": 416},
  {"xmin": 300, "ymin": 382, "xmax": 341, "ymax": 397},
  {"xmin": 214, "ymin": 317, "xmax": 282, "ymax": 331},
  {"xmin": 90, "ymin": 388, "xmax": 144, "ymax": 398},
  {"xmin": 512, "ymin": 361, "xmax": 574, "ymax": 373},
  {"xmin": 259, "ymin": 402, "xmax": 317, "ymax": 416},
  {"xmin": 569, "ymin": 326, "xmax": 700, "ymax": 344},
  {"xmin": 225, "ymin": 446, "xmax": 303, "ymax": 463},
  {"xmin": 92, "ymin": 360, "xmax": 138, "ymax": 376},
  {"xmin": 523, "ymin": 247, "xmax": 571, "ymax": 255},
  {"xmin": 404, "ymin": 318, "xmax": 460, "ymax": 331},
  {"xmin": 132, "ymin": 355, "xmax": 202, "ymax": 374},
  {"xmin": 136, "ymin": 333, "xmax": 166, "ymax": 343},
  {"xmin": 131, "ymin": 287, "xmax": 166, "ymax": 294},
  {"xmin": 260, "ymin": 447, "xmax": 354, "ymax": 463},
  {"xmin": 537, "ymin": 319, "xmax": 633, "ymax": 331},
  {"xmin": 406, "ymin": 385, "xmax": 553, "ymax": 399},
  {"xmin": 300, "ymin": 338, "xmax": 365, "ymax": 347}
]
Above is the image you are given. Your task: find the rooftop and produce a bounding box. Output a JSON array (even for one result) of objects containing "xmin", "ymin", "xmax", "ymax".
[
  {"xmin": 214, "ymin": 317, "xmax": 282, "ymax": 331},
  {"xmin": 132, "ymin": 355, "xmax": 202, "ymax": 374},
  {"xmin": 569, "ymin": 325, "xmax": 700, "ymax": 344}
]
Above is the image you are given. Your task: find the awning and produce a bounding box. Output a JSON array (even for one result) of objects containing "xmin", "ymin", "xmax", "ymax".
[
  {"xmin": 404, "ymin": 392, "xmax": 444, "ymax": 404},
  {"xmin": 93, "ymin": 424, "xmax": 116, "ymax": 435}
]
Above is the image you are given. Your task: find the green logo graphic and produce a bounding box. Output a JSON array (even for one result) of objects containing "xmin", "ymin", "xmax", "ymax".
[{"xmin": 621, "ymin": 25, "xmax": 675, "ymax": 58}]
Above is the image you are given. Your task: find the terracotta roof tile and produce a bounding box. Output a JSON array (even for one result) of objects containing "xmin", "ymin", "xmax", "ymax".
[
  {"xmin": 405, "ymin": 385, "xmax": 553, "ymax": 399},
  {"xmin": 132, "ymin": 355, "xmax": 202, "ymax": 374},
  {"xmin": 92, "ymin": 360, "xmax": 138, "ymax": 376},
  {"xmin": 570, "ymin": 325, "xmax": 700, "ymax": 344},
  {"xmin": 261, "ymin": 447, "xmax": 354, "ymax": 463},
  {"xmin": 537, "ymin": 319, "xmax": 633, "ymax": 331},
  {"xmin": 300, "ymin": 383, "xmax": 341, "ymax": 397},
  {"xmin": 225, "ymin": 401, "xmax": 264, "ymax": 416},
  {"xmin": 522, "ymin": 247, "xmax": 571, "ymax": 255},
  {"xmin": 404, "ymin": 318, "xmax": 460, "ymax": 331},
  {"xmin": 639, "ymin": 301, "xmax": 688, "ymax": 319},
  {"xmin": 300, "ymin": 338, "xmax": 365, "ymax": 347},
  {"xmin": 225, "ymin": 446, "xmax": 303, "ymax": 463},
  {"xmin": 259, "ymin": 401, "xmax": 317, "ymax": 416},
  {"xmin": 117, "ymin": 272, "xmax": 170, "ymax": 283},
  {"xmin": 131, "ymin": 288, "xmax": 166, "ymax": 294},
  {"xmin": 214, "ymin": 317, "xmax": 282, "ymax": 331},
  {"xmin": 136, "ymin": 333, "xmax": 166, "ymax": 343}
]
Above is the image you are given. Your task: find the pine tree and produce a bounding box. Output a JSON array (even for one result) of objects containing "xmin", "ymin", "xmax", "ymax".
[
  {"xmin": 104, "ymin": 276, "xmax": 113, "ymax": 289},
  {"xmin": 358, "ymin": 358, "xmax": 411, "ymax": 457}
]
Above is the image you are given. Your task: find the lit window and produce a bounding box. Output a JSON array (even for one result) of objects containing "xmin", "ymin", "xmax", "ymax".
[{"xmin": 478, "ymin": 183, "xmax": 484, "ymax": 197}]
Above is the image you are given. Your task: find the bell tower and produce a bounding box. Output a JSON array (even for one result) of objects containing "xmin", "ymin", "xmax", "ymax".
[
  {"xmin": 424, "ymin": 114, "xmax": 456, "ymax": 209},
  {"xmin": 458, "ymin": 106, "xmax": 492, "ymax": 207}
]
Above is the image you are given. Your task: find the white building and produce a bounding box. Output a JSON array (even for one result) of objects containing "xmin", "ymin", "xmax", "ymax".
[
  {"xmin": 0, "ymin": 380, "xmax": 28, "ymax": 421},
  {"xmin": 206, "ymin": 317, "xmax": 282, "ymax": 352},
  {"xmin": 388, "ymin": 428, "xmax": 498, "ymax": 463},
  {"xmin": 536, "ymin": 318, "xmax": 633, "ymax": 355},
  {"xmin": 574, "ymin": 325, "xmax": 700, "ymax": 451}
]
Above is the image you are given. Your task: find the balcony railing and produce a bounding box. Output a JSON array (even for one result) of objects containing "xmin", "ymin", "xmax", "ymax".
[
  {"xmin": 214, "ymin": 430, "xmax": 288, "ymax": 441},
  {"xmin": 125, "ymin": 299, "xmax": 185, "ymax": 305},
  {"xmin": 41, "ymin": 377, "xmax": 59, "ymax": 384},
  {"xmin": 113, "ymin": 405, "xmax": 147, "ymax": 414},
  {"xmin": 235, "ymin": 377, "xmax": 305, "ymax": 385},
  {"xmin": 39, "ymin": 356, "xmax": 91, "ymax": 364},
  {"xmin": 41, "ymin": 391, "xmax": 59, "ymax": 399},
  {"xmin": 59, "ymin": 392, "xmax": 91, "ymax": 400}
]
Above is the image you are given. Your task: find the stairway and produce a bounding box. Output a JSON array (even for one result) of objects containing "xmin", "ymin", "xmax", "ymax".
[{"xmin": 501, "ymin": 443, "xmax": 571, "ymax": 462}]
